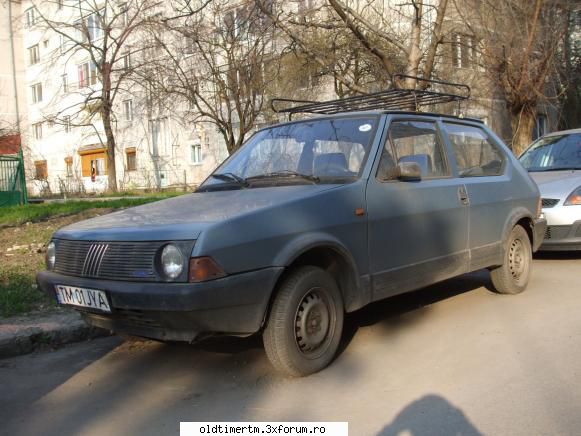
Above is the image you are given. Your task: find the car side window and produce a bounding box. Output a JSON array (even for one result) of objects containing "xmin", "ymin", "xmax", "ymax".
[
  {"xmin": 377, "ymin": 120, "xmax": 449, "ymax": 180},
  {"xmin": 444, "ymin": 123, "xmax": 505, "ymax": 177}
]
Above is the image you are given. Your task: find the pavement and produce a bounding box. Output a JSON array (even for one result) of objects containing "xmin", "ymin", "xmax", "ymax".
[
  {"xmin": 1, "ymin": 252, "xmax": 580, "ymax": 435},
  {"xmin": 0, "ymin": 308, "xmax": 108, "ymax": 359}
]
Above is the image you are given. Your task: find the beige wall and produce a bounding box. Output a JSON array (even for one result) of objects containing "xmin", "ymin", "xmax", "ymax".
[{"xmin": 0, "ymin": 0, "xmax": 27, "ymax": 135}]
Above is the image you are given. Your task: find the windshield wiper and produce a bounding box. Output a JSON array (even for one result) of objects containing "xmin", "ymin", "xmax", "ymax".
[
  {"xmin": 538, "ymin": 166, "xmax": 581, "ymax": 172},
  {"xmin": 245, "ymin": 171, "xmax": 320, "ymax": 183},
  {"xmin": 210, "ymin": 172, "xmax": 248, "ymax": 186}
]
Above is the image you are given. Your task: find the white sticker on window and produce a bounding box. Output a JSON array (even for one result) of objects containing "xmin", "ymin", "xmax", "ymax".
[{"xmin": 359, "ymin": 124, "xmax": 372, "ymax": 132}]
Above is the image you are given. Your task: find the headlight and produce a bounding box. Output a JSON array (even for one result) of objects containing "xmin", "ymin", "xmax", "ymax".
[
  {"xmin": 160, "ymin": 244, "xmax": 184, "ymax": 279},
  {"xmin": 564, "ymin": 186, "xmax": 581, "ymax": 206},
  {"xmin": 46, "ymin": 241, "xmax": 56, "ymax": 270}
]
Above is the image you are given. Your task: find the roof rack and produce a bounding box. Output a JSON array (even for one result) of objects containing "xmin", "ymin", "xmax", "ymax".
[{"xmin": 271, "ymin": 75, "xmax": 470, "ymax": 117}]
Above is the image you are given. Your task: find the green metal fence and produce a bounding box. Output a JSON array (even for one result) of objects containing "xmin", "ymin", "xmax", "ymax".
[{"xmin": 0, "ymin": 148, "xmax": 28, "ymax": 207}]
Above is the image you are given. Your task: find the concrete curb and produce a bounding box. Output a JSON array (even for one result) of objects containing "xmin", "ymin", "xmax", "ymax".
[{"xmin": 0, "ymin": 309, "xmax": 110, "ymax": 359}]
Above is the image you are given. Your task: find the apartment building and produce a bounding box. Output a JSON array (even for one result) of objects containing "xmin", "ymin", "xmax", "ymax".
[
  {"xmin": 18, "ymin": 0, "xmax": 229, "ymax": 195},
  {"xmin": 6, "ymin": 0, "xmax": 563, "ymax": 196}
]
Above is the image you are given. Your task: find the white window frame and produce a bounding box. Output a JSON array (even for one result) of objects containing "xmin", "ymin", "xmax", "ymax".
[
  {"xmin": 33, "ymin": 122, "xmax": 43, "ymax": 139},
  {"xmin": 78, "ymin": 61, "xmax": 98, "ymax": 88},
  {"xmin": 25, "ymin": 7, "xmax": 37, "ymax": 28},
  {"xmin": 28, "ymin": 44, "xmax": 40, "ymax": 65},
  {"xmin": 31, "ymin": 83, "xmax": 43, "ymax": 103},
  {"xmin": 191, "ymin": 142, "xmax": 202, "ymax": 164},
  {"xmin": 123, "ymin": 99, "xmax": 133, "ymax": 121}
]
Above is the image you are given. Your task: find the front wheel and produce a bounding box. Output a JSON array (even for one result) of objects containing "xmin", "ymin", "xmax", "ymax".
[
  {"xmin": 490, "ymin": 225, "xmax": 532, "ymax": 294},
  {"xmin": 263, "ymin": 266, "xmax": 344, "ymax": 377}
]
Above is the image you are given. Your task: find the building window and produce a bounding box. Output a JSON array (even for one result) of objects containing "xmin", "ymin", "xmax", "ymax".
[
  {"xmin": 64, "ymin": 115, "xmax": 71, "ymax": 132},
  {"xmin": 119, "ymin": 3, "xmax": 129, "ymax": 27},
  {"xmin": 75, "ymin": 12, "xmax": 103, "ymax": 43},
  {"xmin": 31, "ymin": 83, "xmax": 43, "ymax": 103},
  {"xmin": 123, "ymin": 99, "xmax": 133, "ymax": 121},
  {"xmin": 25, "ymin": 7, "xmax": 37, "ymax": 28},
  {"xmin": 28, "ymin": 44, "xmax": 40, "ymax": 65},
  {"xmin": 126, "ymin": 148, "xmax": 136, "ymax": 171},
  {"xmin": 534, "ymin": 114, "xmax": 547, "ymax": 140},
  {"xmin": 78, "ymin": 62, "xmax": 98, "ymax": 88},
  {"xmin": 191, "ymin": 143, "xmax": 202, "ymax": 164},
  {"xmin": 80, "ymin": 148, "xmax": 107, "ymax": 177},
  {"xmin": 451, "ymin": 33, "xmax": 477, "ymax": 69},
  {"xmin": 34, "ymin": 160, "xmax": 48, "ymax": 179},
  {"xmin": 122, "ymin": 53, "xmax": 131, "ymax": 70},
  {"xmin": 65, "ymin": 157, "xmax": 73, "ymax": 177},
  {"xmin": 32, "ymin": 122, "xmax": 43, "ymax": 139}
]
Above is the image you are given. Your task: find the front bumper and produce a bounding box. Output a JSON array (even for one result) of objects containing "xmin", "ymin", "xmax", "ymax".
[
  {"xmin": 532, "ymin": 217, "xmax": 547, "ymax": 252},
  {"xmin": 539, "ymin": 219, "xmax": 581, "ymax": 251},
  {"xmin": 37, "ymin": 267, "xmax": 283, "ymax": 342}
]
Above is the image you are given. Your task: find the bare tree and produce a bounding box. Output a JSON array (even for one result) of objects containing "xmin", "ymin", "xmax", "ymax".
[
  {"xmin": 457, "ymin": 0, "xmax": 571, "ymax": 154},
  {"xmin": 256, "ymin": 0, "xmax": 450, "ymax": 95},
  {"xmin": 142, "ymin": 0, "xmax": 277, "ymax": 154},
  {"xmin": 29, "ymin": 0, "xmax": 165, "ymax": 191},
  {"xmin": 559, "ymin": 4, "xmax": 581, "ymax": 130}
]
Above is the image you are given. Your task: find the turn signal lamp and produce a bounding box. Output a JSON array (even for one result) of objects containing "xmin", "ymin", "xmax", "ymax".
[
  {"xmin": 564, "ymin": 187, "xmax": 581, "ymax": 206},
  {"xmin": 188, "ymin": 257, "xmax": 226, "ymax": 282}
]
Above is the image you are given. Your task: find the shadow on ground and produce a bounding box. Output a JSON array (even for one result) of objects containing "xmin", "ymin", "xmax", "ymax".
[{"xmin": 378, "ymin": 394, "xmax": 483, "ymax": 436}]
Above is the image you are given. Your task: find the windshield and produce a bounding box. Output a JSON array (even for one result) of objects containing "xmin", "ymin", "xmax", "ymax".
[
  {"xmin": 201, "ymin": 116, "xmax": 378, "ymax": 190},
  {"xmin": 519, "ymin": 133, "xmax": 581, "ymax": 171}
]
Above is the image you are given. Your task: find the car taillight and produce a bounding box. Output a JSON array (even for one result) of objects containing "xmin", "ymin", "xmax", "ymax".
[{"xmin": 188, "ymin": 257, "xmax": 226, "ymax": 282}]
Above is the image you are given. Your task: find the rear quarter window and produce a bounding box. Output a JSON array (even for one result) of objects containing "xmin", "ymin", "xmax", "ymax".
[{"xmin": 444, "ymin": 123, "xmax": 505, "ymax": 177}]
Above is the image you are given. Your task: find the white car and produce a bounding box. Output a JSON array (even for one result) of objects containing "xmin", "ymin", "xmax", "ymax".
[{"xmin": 519, "ymin": 129, "xmax": 581, "ymax": 251}]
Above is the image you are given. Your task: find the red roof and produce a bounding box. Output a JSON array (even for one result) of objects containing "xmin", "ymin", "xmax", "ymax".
[{"xmin": 0, "ymin": 134, "xmax": 21, "ymax": 155}]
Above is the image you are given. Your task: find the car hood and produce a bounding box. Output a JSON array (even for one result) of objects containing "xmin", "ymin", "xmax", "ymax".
[
  {"xmin": 528, "ymin": 170, "xmax": 581, "ymax": 199},
  {"xmin": 54, "ymin": 184, "xmax": 341, "ymax": 241}
]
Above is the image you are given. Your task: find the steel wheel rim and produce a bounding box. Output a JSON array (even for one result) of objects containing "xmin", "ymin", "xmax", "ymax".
[
  {"xmin": 509, "ymin": 237, "xmax": 528, "ymax": 283},
  {"xmin": 294, "ymin": 287, "xmax": 334, "ymax": 358}
]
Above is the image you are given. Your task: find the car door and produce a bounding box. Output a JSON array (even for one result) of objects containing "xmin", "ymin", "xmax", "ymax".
[
  {"xmin": 366, "ymin": 117, "xmax": 470, "ymax": 301},
  {"xmin": 441, "ymin": 122, "xmax": 512, "ymax": 271}
]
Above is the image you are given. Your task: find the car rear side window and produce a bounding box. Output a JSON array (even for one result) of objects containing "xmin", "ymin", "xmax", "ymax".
[
  {"xmin": 377, "ymin": 120, "xmax": 449, "ymax": 180},
  {"xmin": 444, "ymin": 123, "xmax": 505, "ymax": 177}
]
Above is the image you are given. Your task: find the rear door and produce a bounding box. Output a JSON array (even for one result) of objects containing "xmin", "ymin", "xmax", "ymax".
[
  {"xmin": 441, "ymin": 122, "xmax": 512, "ymax": 270},
  {"xmin": 366, "ymin": 117, "xmax": 470, "ymax": 301}
]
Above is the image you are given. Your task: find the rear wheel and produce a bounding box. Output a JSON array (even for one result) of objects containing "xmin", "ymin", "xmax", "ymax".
[
  {"xmin": 263, "ymin": 266, "xmax": 344, "ymax": 377},
  {"xmin": 490, "ymin": 225, "xmax": 532, "ymax": 294}
]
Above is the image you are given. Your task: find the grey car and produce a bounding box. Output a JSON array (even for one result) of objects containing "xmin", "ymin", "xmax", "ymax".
[
  {"xmin": 519, "ymin": 129, "xmax": 581, "ymax": 251},
  {"xmin": 37, "ymin": 112, "xmax": 546, "ymax": 376}
]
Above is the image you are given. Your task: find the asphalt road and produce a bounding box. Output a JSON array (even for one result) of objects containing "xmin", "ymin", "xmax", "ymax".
[{"xmin": 1, "ymin": 252, "xmax": 580, "ymax": 436}]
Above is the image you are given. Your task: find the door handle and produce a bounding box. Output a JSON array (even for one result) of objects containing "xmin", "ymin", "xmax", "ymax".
[{"xmin": 458, "ymin": 186, "xmax": 469, "ymax": 205}]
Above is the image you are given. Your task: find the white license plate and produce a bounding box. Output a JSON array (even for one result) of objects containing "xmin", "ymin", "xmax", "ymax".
[{"xmin": 55, "ymin": 285, "xmax": 111, "ymax": 313}]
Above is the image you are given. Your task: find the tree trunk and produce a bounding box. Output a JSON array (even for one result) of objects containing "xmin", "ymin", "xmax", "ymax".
[
  {"xmin": 510, "ymin": 106, "xmax": 536, "ymax": 156},
  {"xmin": 101, "ymin": 62, "xmax": 118, "ymax": 192},
  {"xmin": 102, "ymin": 107, "xmax": 118, "ymax": 192}
]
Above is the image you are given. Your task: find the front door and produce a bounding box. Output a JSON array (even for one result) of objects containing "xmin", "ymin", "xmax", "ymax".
[{"xmin": 366, "ymin": 118, "xmax": 470, "ymax": 300}]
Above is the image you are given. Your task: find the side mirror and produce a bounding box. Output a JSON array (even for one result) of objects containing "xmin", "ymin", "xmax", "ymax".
[{"xmin": 390, "ymin": 162, "xmax": 422, "ymax": 181}]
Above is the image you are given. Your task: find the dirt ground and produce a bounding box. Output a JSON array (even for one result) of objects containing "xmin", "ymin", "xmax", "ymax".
[{"xmin": 0, "ymin": 209, "xmax": 113, "ymax": 316}]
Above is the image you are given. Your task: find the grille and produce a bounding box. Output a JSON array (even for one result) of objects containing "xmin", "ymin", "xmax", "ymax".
[
  {"xmin": 542, "ymin": 198, "xmax": 560, "ymax": 208},
  {"xmin": 544, "ymin": 226, "xmax": 571, "ymax": 240},
  {"xmin": 54, "ymin": 240, "xmax": 162, "ymax": 281}
]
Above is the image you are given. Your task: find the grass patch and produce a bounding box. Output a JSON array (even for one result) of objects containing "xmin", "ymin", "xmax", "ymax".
[
  {"xmin": 0, "ymin": 267, "xmax": 54, "ymax": 318},
  {"xmin": 0, "ymin": 196, "xmax": 183, "ymax": 228}
]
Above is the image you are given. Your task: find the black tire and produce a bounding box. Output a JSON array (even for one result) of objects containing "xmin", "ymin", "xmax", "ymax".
[
  {"xmin": 490, "ymin": 225, "xmax": 532, "ymax": 294},
  {"xmin": 263, "ymin": 266, "xmax": 344, "ymax": 377}
]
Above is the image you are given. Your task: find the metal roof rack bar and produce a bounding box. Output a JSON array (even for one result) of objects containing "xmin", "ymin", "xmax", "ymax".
[{"xmin": 271, "ymin": 75, "xmax": 471, "ymax": 116}]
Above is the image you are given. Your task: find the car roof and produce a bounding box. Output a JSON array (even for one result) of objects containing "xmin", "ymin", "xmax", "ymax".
[
  {"xmin": 543, "ymin": 128, "xmax": 581, "ymax": 137},
  {"xmin": 269, "ymin": 110, "xmax": 484, "ymax": 128}
]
